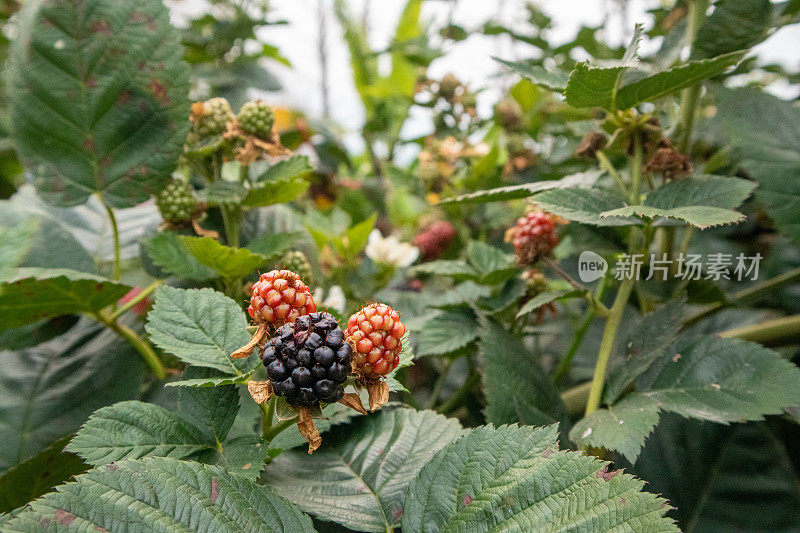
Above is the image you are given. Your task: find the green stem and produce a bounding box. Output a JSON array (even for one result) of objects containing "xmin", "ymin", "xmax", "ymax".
[
  {"xmin": 596, "ymin": 151, "xmax": 627, "ymax": 196},
  {"xmin": 438, "ymin": 367, "xmax": 479, "ymax": 415},
  {"xmin": 103, "ymin": 203, "xmax": 121, "ymax": 281},
  {"xmin": 109, "ymin": 279, "xmax": 163, "ymax": 321},
  {"xmin": 629, "ymin": 136, "xmax": 643, "ymax": 204},
  {"xmin": 562, "ymin": 381, "xmax": 593, "ymax": 416},
  {"xmin": 93, "ymin": 312, "xmax": 166, "ymax": 380},
  {"xmin": 676, "ymin": 0, "xmax": 708, "ymax": 153},
  {"xmin": 261, "ymin": 397, "xmax": 276, "ymax": 440},
  {"xmin": 426, "ymin": 359, "xmax": 453, "ymax": 409},
  {"xmin": 262, "ymin": 416, "xmax": 299, "ymax": 444},
  {"xmin": 719, "ymin": 314, "xmax": 800, "ymax": 347},
  {"xmin": 683, "ymin": 267, "xmax": 800, "ymax": 328},
  {"xmin": 553, "ymin": 277, "xmax": 609, "ymax": 384},
  {"xmin": 584, "ymin": 277, "xmax": 635, "ymax": 416}
]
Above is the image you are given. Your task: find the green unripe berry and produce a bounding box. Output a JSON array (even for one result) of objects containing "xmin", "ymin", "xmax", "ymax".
[
  {"xmin": 156, "ymin": 178, "xmax": 197, "ymax": 223},
  {"xmin": 280, "ymin": 251, "xmax": 313, "ymax": 285},
  {"xmin": 237, "ymin": 100, "xmax": 275, "ymax": 139},
  {"xmin": 193, "ymin": 97, "xmax": 235, "ymax": 138}
]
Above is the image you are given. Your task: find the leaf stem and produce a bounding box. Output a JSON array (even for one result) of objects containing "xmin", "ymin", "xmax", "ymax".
[
  {"xmin": 426, "ymin": 359, "xmax": 453, "ymax": 409},
  {"xmin": 102, "ymin": 202, "xmax": 121, "ymax": 281},
  {"xmin": 109, "ymin": 279, "xmax": 163, "ymax": 321},
  {"xmin": 584, "ymin": 277, "xmax": 635, "ymax": 416},
  {"xmin": 438, "ymin": 366, "xmax": 479, "ymax": 415},
  {"xmin": 719, "ymin": 314, "xmax": 800, "ymax": 347},
  {"xmin": 683, "ymin": 267, "xmax": 800, "ymax": 328},
  {"xmin": 261, "ymin": 396, "xmax": 276, "ymax": 440},
  {"xmin": 263, "ymin": 416, "xmax": 299, "ymax": 444},
  {"xmin": 596, "ymin": 151, "xmax": 627, "ymax": 196},
  {"xmin": 553, "ymin": 276, "xmax": 609, "ymax": 384},
  {"xmin": 92, "ymin": 311, "xmax": 166, "ymax": 380}
]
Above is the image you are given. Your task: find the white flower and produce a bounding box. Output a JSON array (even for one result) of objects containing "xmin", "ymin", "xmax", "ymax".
[
  {"xmin": 365, "ymin": 229, "xmax": 419, "ymax": 267},
  {"xmin": 313, "ymin": 285, "xmax": 346, "ymax": 313}
]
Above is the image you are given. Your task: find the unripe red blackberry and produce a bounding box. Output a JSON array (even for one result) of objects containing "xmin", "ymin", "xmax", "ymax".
[
  {"xmin": 347, "ymin": 303, "xmax": 405, "ymax": 377},
  {"xmin": 506, "ymin": 210, "xmax": 561, "ymax": 265},
  {"xmin": 413, "ymin": 220, "xmax": 456, "ymax": 261},
  {"xmin": 191, "ymin": 97, "xmax": 234, "ymax": 138},
  {"xmin": 237, "ymin": 100, "xmax": 275, "ymax": 139},
  {"xmin": 263, "ymin": 312, "xmax": 351, "ymax": 406},
  {"xmin": 156, "ymin": 177, "xmax": 197, "ymax": 223},
  {"xmin": 280, "ymin": 251, "xmax": 313, "ymax": 286},
  {"xmin": 248, "ymin": 270, "xmax": 316, "ymax": 328}
]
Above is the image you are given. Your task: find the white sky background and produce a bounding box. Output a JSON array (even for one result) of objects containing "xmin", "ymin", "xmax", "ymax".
[{"xmin": 169, "ymin": 0, "xmax": 800, "ymax": 154}]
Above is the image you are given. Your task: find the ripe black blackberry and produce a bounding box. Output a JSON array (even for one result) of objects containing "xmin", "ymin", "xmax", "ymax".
[{"xmin": 262, "ymin": 312, "xmax": 352, "ymax": 406}]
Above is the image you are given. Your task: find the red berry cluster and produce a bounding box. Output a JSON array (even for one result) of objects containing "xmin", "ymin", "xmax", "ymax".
[
  {"xmin": 347, "ymin": 303, "xmax": 405, "ymax": 377},
  {"xmin": 413, "ymin": 220, "xmax": 456, "ymax": 261},
  {"xmin": 508, "ymin": 210, "xmax": 561, "ymax": 265},
  {"xmin": 248, "ymin": 270, "xmax": 316, "ymax": 327}
]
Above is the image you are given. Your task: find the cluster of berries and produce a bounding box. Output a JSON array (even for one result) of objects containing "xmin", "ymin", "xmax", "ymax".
[
  {"xmin": 190, "ymin": 97, "xmax": 275, "ymax": 141},
  {"xmin": 506, "ymin": 209, "xmax": 562, "ymax": 265},
  {"xmin": 413, "ymin": 221, "xmax": 456, "ymax": 261}
]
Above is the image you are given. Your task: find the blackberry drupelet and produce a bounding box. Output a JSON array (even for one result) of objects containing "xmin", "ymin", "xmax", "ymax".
[{"xmin": 262, "ymin": 312, "xmax": 352, "ymax": 406}]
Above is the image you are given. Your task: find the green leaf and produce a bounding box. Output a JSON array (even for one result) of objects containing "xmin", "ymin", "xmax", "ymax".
[
  {"xmin": 635, "ymin": 335, "xmax": 800, "ymax": 423},
  {"xmin": 0, "ymin": 320, "xmax": 145, "ymax": 473},
  {"xmin": 166, "ymin": 368, "xmax": 257, "ymax": 387},
  {"xmin": 202, "ymin": 181, "xmax": 247, "ymax": 205},
  {"xmin": 599, "ymin": 176, "xmax": 755, "ymax": 228},
  {"xmin": 600, "ymin": 205, "xmax": 744, "ymax": 228},
  {"xmin": 255, "ymin": 155, "xmax": 314, "ymax": 182},
  {"xmin": 66, "ymin": 401, "xmax": 211, "ymax": 466},
  {"xmin": 516, "ymin": 289, "xmax": 585, "ymax": 319},
  {"xmin": 693, "ymin": 0, "xmax": 774, "ymax": 59},
  {"xmin": 576, "ymin": 334, "xmax": 800, "ymax": 462},
  {"xmin": 416, "ymin": 308, "xmax": 480, "ymax": 357},
  {"xmin": 465, "ymin": 241, "xmax": 516, "ymax": 284},
  {"xmin": 644, "ymin": 175, "xmax": 756, "ymax": 210},
  {"xmin": 711, "ymin": 87, "xmax": 800, "ymax": 244},
  {"xmin": 480, "ymin": 319, "xmax": 567, "ymax": 426},
  {"xmin": 180, "ymin": 236, "xmax": 269, "ymax": 281},
  {"xmin": 633, "ymin": 415, "xmax": 800, "ymax": 531},
  {"xmin": 564, "ymin": 62, "xmax": 630, "ymax": 110},
  {"xmin": 177, "ymin": 368, "xmax": 240, "ymax": 444},
  {"xmin": 212, "ymin": 435, "xmax": 265, "ymax": 481},
  {"xmin": 604, "ymin": 299, "xmax": 684, "ymax": 403},
  {"xmin": 244, "ymin": 232, "xmax": 301, "ymax": 260},
  {"xmin": 0, "ymin": 437, "xmax": 87, "ymax": 514},
  {"xmin": 0, "ymin": 268, "xmax": 130, "ymax": 330},
  {"xmin": 4, "ymin": 457, "xmax": 314, "ymax": 532},
  {"xmin": 146, "ymin": 286, "xmax": 254, "ymax": 374},
  {"xmin": 495, "ymin": 57, "xmax": 568, "ymax": 91},
  {"xmin": 384, "ymin": 333, "xmax": 414, "ymax": 393},
  {"xmin": 569, "ymin": 394, "xmax": 660, "ymax": 463},
  {"xmin": 5, "ymin": 0, "xmax": 190, "ymax": 207},
  {"xmin": 337, "ymin": 212, "xmax": 377, "ymax": 259},
  {"xmin": 437, "ymin": 170, "xmax": 603, "ymax": 205},
  {"xmin": 141, "ymin": 231, "xmax": 217, "ymax": 281},
  {"xmin": 266, "ymin": 408, "xmax": 463, "ymax": 532},
  {"xmin": 614, "ymin": 51, "xmax": 745, "ymax": 110},
  {"xmin": 410, "ymin": 260, "xmax": 478, "ymax": 278},
  {"xmin": 242, "ymin": 178, "xmax": 310, "ymax": 207},
  {"xmin": 532, "ymin": 187, "xmax": 633, "ymax": 226},
  {"xmin": 402, "ymin": 424, "xmax": 678, "ymax": 532}
]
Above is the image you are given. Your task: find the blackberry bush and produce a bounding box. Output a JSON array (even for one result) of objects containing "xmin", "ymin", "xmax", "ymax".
[{"xmin": 262, "ymin": 312, "xmax": 351, "ymax": 406}]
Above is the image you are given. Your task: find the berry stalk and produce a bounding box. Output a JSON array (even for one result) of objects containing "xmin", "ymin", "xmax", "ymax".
[{"xmin": 102, "ymin": 202, "xmax": 121, "ymax": 281}]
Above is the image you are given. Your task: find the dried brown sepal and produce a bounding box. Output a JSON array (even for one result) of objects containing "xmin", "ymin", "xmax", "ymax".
[
  {"xmin": 367, "ymin": 381, "xmax": 390, "ymax": 412},
  {"xmin": 224, "ymin": 121, "xmax": 290, "ymax": 164},
  {"xmin": 247, "ymin": 380, "xmax": 273, "ymax": 404},
  {"xmin": 339, "ymin": 392, "xmax": 367, "ymax": 415},
  {"xmin": 298, "ymin": 406, "xmax": 322, "ymax": 454},
  {"xmin": 231, "ymin": 323, "xmax": 268, "ymax": 359},
  {"xmin": 192, "ymin": 218, "xmax": 219, "ymax": 239},
  {"xmin": 645, "ymin": 143, "xmax": 692, "ymax": 181},
  {"xmin": 575, "ymin": 132, "xmax": 607, "ymax": 159}
]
